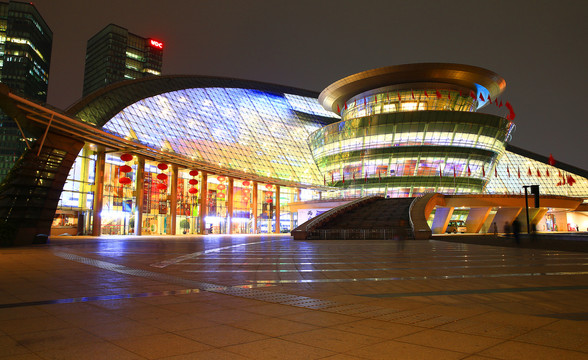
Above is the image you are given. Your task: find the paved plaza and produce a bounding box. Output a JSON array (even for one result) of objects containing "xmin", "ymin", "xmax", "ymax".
[{"xmin": 1, "ymin": 234, "xmax": 587, "ymax": 359}]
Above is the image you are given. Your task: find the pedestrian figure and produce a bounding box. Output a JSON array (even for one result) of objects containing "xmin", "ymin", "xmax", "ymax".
[
  {"xmin": 504, "ymin": 221, "xmax": 511, "ymax": 238},
  {"xmin": 512, "ymin": 219, "xmax": 521, "ymax": 244},
  {"xmin": 492, "ymin": 222, "xmax": 498, "ymax": 237}
]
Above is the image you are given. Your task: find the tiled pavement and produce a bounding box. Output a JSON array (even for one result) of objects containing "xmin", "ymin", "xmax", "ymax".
[{"xmin": 1, "ymin": 234, "xmax": 587, "ymax": 359}]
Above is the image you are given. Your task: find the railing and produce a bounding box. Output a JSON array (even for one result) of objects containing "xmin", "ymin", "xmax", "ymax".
[{"xmin": 311, "ymin": 228, "xmax": 409, "ymax": 240}]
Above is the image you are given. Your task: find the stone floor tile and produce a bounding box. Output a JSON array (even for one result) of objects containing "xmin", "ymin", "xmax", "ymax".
[
  {"xmin": 231, "ymin": 317, "xmax": 319, "ymax": 337},
  {"xmin": 395, "ymin": 328, "xmax": 504, "ymax": 353},
  {"xmin": 9, "ymin": 327, "xmax": 104, "ymax": 352},
  {"xmin": 347, "ymin": 339, "xmax": 466, "ymax": 360},
  {"xmin": 223, "ymin": 337, "xmax": 336, "ymax": 359},
  {"xmin": 282, "ymin": 310, "xmax": 358, "ymax": 327},
  {"xmin": 280, "ymin": 327, "xmax": 386, "ymax": 352},
  {"xmin": 513, "ymin": 328, "xmax": 588, "ymax": 352},
  {"xmin": 139, "ymin": 314, "xmax": 219, "ymax": 332},
  {"xmin": 82, "ymin": 318, "xmax": 165, "ymax": 341},
  {"xmin": 479, "ymin": 340, "xmax": 588, "ymax": 360},
  {"xmin": 0, "ymin": 335, "xmax": 32, "ymax": 357},
  {"xmin": 332, "ymin": 319, "xmax": 423, "ymax": 339},
  {"xmin": 159, "ymin": 348, "xmax": 250, "ymax": 359},
  {"xmin": 35, "ymin": 341, "xmax": 144, "ymax": 360},
  {"xmin": 177, "ymin": 324, "xmax": 268, "ymax": 347},
  {"xmin": 0, "ymin": 316, "xmax": 70, "ymax": 335},
  {"xmin": 112, "ymin": 333, "xmax": 211, "ymax": 359},
  {"xmin": 193, "ymin": 308, "xmax": 272, "ymax": 324}
]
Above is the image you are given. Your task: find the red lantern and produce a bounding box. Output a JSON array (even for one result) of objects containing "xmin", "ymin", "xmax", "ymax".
[
  {"xmin": 266, "ymin": 198, "xmax": 273, "ymax": 203},
  {"xmin": 243, "ymin": 197, "xmax": 249, "ymax": 202},
  {"xmin": 157, "ymin": 163, "xmax": 168, "ymax": 170},
  {"xmin": 188, "ymin": 187, "xmax": 198, "ymax": 194},
  {"xmin": 243, "ymin": 189, "xmax": 250, "ymax": 194},
  {"xmin": 217, "ymin": 192, "xmax": 225, "ymax": 198},
  {"xmin": 120, "ymin": 165, "xmax": 132, "ymax": 173},
  {"xmin": 189, "ymin": 170, "xmax": 199, "ymax": 177},
  {"xmin": 120, "ymin": 153, "xmax": 133, "ymax": 162},
  {"xmin": 217, "ymin": 176, "xmax": 226, "ymax": 182},
  {"xmin": 156, "ymin": 183, "xmax": 167, "ymax": 191},
  {"xmin": 242, "ymin": 181, "xmax": 250, "ymax": 187},
  {"xmin": 157, "ymin": 173, "xmax": 168, "ymax": 180},
  {"xmin": 265, "ymin": 184, "xmax": 272, "ymax": 190},
  {"xmin": 217, "ymin": 184, "xmax": 226, "ymax": 190},
  {"xmin": 189, "ymin": 179, "xmax": 198, "ymax": 185},
  {"xmin": 119, "ymin": 177, "xmax": 132, "ymax": 185}
]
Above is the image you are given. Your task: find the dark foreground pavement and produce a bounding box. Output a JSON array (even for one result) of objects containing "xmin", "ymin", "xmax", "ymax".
[{"xmin": 1, "ymin": 234, "xmax": 587, "ymax": 359}]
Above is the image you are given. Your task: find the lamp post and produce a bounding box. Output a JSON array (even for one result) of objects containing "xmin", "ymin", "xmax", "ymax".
[{"xmin": 522, "ymin": 185, "xmax": 540, "ymax": 234}]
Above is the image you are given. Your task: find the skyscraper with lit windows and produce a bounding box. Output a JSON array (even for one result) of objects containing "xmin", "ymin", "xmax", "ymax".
[
  {"xmin": 0, "ymin": 0, "xmax": 52, "ymax": 182},
  {"xmin": 82, "ymin": 24, "xmax": 163, "ymax": 97}
]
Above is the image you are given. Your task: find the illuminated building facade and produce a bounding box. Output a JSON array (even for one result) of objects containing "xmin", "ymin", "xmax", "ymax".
[
  {"xmin": 0, "ymin": 0, "xmax": 52, "ymax": 181},
  {"xmin": 313, "ymin": 63, "xmax": 513, "ymax": 198},
  {"xmin": 0, "ymin": 64, "xmax": 587, "ymax": 243},
  {"xmin": 83, "ymin": 24, "xmax": 163, "ymax": 97}
]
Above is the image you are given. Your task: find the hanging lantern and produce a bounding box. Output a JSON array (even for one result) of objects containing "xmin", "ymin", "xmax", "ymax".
[
  {"xmin": 242, "ymin": 180, "xmax": 250, "ymax": 187},
  {"xmin": 157, "ymin": 163, "xmax": 168, "ymax": 171},
  {"xmin": 243, "ymin": 189, "xmax": 250, "ymax": 194},
  {"xmin": 243, "ymin": 197, "xmax": 249, "ymax": 202},
  {"xmin": 119, "ymin": 177, "xmax": 132, "ymax": 185},
  {"xmin": 217, "ymin": 176, "xmax": 226, "ymax": 182},
  {"xmin": 120, "ymin": 164, "xmax": 132, "ymax": 173},
  {"xmin": 189, "ymin": 179, "xmax": 198, "ymax": 185},
  {"xmin": 156, "ymin": 183, "xmax": 167, "ymax": 191},
  {"xmin": 217, "ymin": 184, "xmax": 226, "ymax": 190},
  {"xmin": 157, "ymin": 173, "xmax": 168, "ymax": 181},
  {"xmin": 188, "ymin": 188, "xmax": 198, "ymax": 194},
  {"xmin": 217, "ymin": 192, "xmax": 225, "ymax": 198},
  {"xmin": 120, "ymin": 153, "xmax": 133, "ymax": 162},
  {"xmin": 265, "ymin": 184, "xmax": 273, "ymax": 190},
  {"xmin": 266, "ymin": 198, "xmax": 273, "ymax": 203},
  {"xmin": 189, "ymin": 170, "xmax": 199, "ymax": 177}
]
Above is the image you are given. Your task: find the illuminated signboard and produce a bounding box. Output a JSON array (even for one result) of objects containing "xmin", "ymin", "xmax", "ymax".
[{"xmin": 149, "ymin": 39, "xmax": 163, "ymax": 49}]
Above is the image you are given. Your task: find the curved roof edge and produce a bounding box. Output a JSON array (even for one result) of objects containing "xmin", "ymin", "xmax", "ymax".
[
  {"xmin": 319, "ymin": 63, "xmax": 506, "ymax": 114},
  {"xmin": 67, "ymin": 75, "xmax": 321, "ymax": 128}
]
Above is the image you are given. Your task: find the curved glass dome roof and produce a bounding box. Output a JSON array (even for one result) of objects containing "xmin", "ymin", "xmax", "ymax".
[{"xmin": 102, "ymin": 87, "xmax": 338, "ymax": 185}]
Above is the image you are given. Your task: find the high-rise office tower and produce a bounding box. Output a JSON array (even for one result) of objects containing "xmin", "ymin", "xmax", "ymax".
[
  {"xmin": 0, "ymin": 1, "xmax": 52, "ymax": 182},
  {"xmin": 83, "ymin": 24, "xmax": 163, "ymax": 97}
]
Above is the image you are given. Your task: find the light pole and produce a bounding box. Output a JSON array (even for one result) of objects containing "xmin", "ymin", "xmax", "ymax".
[{"xmin": 522, "ymin": 185, "xmax": 540, "ymax": 234}]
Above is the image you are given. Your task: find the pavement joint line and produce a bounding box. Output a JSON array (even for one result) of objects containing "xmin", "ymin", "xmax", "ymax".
[
  {"xmin": 246, "ymin": 271, "xmax": 588, "ymax": 284},
  {"xmin": 148, "ymin": 238, "xmax": 291, "ymax": 268},
  {"xmin": 358, "ymin": 285, "xmax": 588, "ymax": 298}
]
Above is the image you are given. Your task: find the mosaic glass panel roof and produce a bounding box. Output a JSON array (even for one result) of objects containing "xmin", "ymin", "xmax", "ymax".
[{"xmin": 102, "ymin": 88, "xmax": 338, "ymax": 185}]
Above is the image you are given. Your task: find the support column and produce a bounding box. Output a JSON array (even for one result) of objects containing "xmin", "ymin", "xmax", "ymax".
[
  {"xmin": 275, "ymin": 185, "xmax": 280, "ymax": 233},
  {"xmin": 135, "ymin": 156, "xmax": 144, "ymax": 236},
  {"xmin": 252, "ymin": 181, "xmax": 258, "ymax": 233},
  {"xmin": 493, "ymin": 207, "xmax": 523, "ymax": 233},
  {"xmin": 465, "ymin": 207, "xmax": 492, "ymax": 233},
  {"xmin": 91, "ymin": 146, "xmax": 105, "ymax": 236},
  {"xmin": 199, "ymin": 171, "xmax": 208, "ymax": 234},
  {"xmin": 228, "ymin": 177, "xmax": 234, "ymax": 234},
  {"xmin": 169, "ymin": 165, "xmax": 178, "ymax": 235},
  {"xmin": 430, "ymin": 207, "xmax": 454, "ymax": 234}
]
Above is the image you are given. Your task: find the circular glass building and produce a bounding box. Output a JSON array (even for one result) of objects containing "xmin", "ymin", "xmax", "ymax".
[{"xmin": 310, "ymin": 63, "xmax": 513, "ymax": 197}]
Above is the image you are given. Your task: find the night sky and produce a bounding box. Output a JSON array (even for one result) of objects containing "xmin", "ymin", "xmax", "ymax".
[{"xmin": 30, "ymin": 0, "xmax": 588, "ymax": 169}]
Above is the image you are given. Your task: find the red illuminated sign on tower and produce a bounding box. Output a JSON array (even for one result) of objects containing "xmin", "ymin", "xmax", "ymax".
[{"xmin": 149, "ymin": 39, "xmax": 163, "ymax": 49}]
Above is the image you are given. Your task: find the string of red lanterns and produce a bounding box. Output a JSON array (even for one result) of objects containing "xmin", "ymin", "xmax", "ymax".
[
  {"xmin": 188, "ymin": 170, "xmax": 199, "ymax": 194},
  {"xmin": 118, "ymin": 153, "xmax": 133, "ymax": 185},
  {"xmin": 156, "ymin": 163, "xmax": 168, "ymax": 192}
]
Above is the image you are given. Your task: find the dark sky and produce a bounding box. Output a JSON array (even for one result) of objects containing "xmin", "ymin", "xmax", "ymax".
[{"xmin": 31, "ymin": 0, "xmax": 588, "ymax": 169}]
